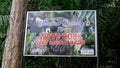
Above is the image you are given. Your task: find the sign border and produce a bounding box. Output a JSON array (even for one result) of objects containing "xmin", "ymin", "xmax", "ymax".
[{"xmin": 23, "ymin": 10, "xmax": 98, "ymax": 57}]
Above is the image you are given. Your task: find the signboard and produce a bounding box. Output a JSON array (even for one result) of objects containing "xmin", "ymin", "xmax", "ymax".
[{"xmin": 23, "ymin": 10, "xmax": 97, "ymax": 57}]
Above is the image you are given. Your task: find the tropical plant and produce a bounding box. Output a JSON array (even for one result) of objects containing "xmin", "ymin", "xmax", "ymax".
[{"xmin": 0, "ymin": 0, "xmax": 120, "ymax": 68}]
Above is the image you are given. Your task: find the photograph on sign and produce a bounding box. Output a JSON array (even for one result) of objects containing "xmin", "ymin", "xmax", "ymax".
[{"xmin": 23, "ymin": 10, "xmax": 97, "ymax": 57}]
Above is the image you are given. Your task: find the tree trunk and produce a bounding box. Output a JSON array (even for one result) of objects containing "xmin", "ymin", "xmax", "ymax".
[{"xmin": 2, "ymin": 0, "xmax": 28, "ymax": 68}]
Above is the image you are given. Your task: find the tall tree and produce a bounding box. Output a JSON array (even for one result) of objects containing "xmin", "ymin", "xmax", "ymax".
[{"xmin": 1, "ymin": 0, "xmax": 28, "ymax": 68}]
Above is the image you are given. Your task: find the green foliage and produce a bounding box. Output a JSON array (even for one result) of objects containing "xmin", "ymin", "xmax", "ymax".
[
  {"xmin": 28, "ymin": 0, "xmax": 52, "ymax": 10},
  {"xmin": 0, "ymin": 0, "xmax": 12, "ymax": 15},
  {"xmin": 0, "ymin": 15, "xmax": 9, "ymax": 34},
  {"xmin": 97, "ymin": 1, "xmax": 119, "ymax": 68},
  {"xmin": 71, "ymin": 46, "xmax": 80, "ymax": 55},
  {"xmin": 25, "ymin": 32, "xmax": 30, "ymax": 47},
  {"xmin": 38, "ymin": 0, "xmax": 52, "ymax": 10},
  {"xmin": 25, "ymin": 32, "xmax": 36, "ymax": 54},
  {"xmin": 0, "ymin": 0, "xmax": 120, "ymax": 68}
]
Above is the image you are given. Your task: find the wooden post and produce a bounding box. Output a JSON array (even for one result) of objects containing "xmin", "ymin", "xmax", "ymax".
[{"xmin": 2, "ymin": 0, "xmax": 28, "ymax": 68}]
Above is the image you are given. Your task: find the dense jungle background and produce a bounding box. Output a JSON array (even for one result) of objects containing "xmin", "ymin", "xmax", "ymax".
[{"xmin": 0, "ymin": 0, "xmax": 120, "ymax": 68}]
